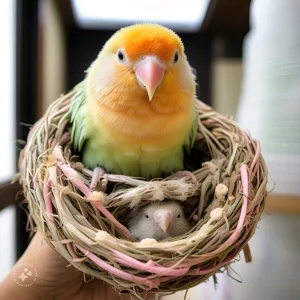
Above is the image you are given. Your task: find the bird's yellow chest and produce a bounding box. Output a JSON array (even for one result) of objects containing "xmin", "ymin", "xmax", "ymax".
[{"xmin": 88, "ymin": 102, "xmax": 193, "ymax": 157}]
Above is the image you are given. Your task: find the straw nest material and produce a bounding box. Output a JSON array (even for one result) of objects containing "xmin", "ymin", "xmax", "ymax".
[{"xmin": 16, "ymin": 89, "xmax": 268, "ymax": 299}]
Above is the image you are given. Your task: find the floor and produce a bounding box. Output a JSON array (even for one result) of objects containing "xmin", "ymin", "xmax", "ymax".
[{"xmin": 162, "ymin": 213, "xmax": 300, "ymax": 300}]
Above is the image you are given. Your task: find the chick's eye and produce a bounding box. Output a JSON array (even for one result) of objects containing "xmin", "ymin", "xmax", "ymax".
[
  {"xmin": 145, "ymin": 213, "xmax": 149, "ymax": 219},
  {"xmin": 117, "ymin": 49, "xmax": 126, "ymax": 63},
  {"xmin": 177, "ymin": 214, "xmax": 181, "ymax": 219},
  {"xmin": 173, "ymin": 51, "xmax": 179, "ymax": 64}
]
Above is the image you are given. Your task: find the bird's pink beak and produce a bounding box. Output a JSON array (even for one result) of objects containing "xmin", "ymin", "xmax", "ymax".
[
  {"xmin": 135, "ymin": 57, "xmax": 165, "ymax": 101},
  {"xmin": 154, "ymin": 210, "xmax": 171, "ymax": 232}
]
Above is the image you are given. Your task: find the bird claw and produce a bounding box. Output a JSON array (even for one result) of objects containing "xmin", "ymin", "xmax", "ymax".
[
  {"xmin": 90, "ymin": 167, "xmax": 108, "ymax": 192},
  {"xmin": 101, "ymin": 174, "xmax": 108, "ymax": 191},
  {"xmin": 172, "ymin": 170, "xmax": 197, "ymax": 184}
]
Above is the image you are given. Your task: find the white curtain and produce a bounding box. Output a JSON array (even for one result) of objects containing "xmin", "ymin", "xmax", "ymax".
[
  {"xmin": 0, "ymin": 0, "xmax": 16, "ymax": 281},
  {"xmin": 236, "ymin": 0, "xmax": 300, "ymax": 195}
]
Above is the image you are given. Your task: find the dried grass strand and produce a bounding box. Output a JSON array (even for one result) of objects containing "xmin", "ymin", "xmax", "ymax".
[{"xmin": 16, "ymin": 91, "xmax": 268, "ymax": 299}]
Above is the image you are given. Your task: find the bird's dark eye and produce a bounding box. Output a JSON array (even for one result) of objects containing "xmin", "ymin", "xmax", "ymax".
[
  {"xmin": 173, "ymin": 51, "xmax": 179, "ymax": 64},
  {"xmin": 145, "ymin": 213, "xmax": 149, "ymax": 219},
  {"xmin": 117, "ymin": 49, "xmax": 126, "ymax": 63},
  {"xmin": 177, "ymin": 214, "xmax": 181, "ymax": 219}
]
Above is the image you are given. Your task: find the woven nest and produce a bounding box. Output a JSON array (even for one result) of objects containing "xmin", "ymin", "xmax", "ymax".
[{"xmin": 16, "ymin": 89, "xmax": 268, "ymax": 299}]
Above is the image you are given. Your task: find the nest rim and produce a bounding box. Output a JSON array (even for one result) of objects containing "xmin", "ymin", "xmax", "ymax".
[{"xmin": 18, "ymin": 89, "xmax": 268, "ymax": 299}]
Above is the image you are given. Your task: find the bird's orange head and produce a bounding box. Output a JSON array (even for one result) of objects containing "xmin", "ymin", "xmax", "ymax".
[{"xmin": 87, "ymin": 23, "xmax": 196, "ymax": 111}]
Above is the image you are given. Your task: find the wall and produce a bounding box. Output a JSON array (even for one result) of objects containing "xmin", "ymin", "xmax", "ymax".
[
  {"xmin": 40, "ymin": 0, "xmax": 66, "ymax": 114},
  {"xmin": 212, "ymin": 58, "xmax": 243, "ymax": 117}
]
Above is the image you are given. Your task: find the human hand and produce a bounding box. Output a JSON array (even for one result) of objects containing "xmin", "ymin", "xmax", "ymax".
[{"xmin": 0, "ymin": 232, "xmax": 131, "ymax": 300}]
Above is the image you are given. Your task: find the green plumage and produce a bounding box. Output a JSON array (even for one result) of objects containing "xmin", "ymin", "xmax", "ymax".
[
  {"xmin": 68, "ymin": 81, "xmax": 88, "ymax": 153},
  {"xmin": 68, "ymin": 82, "xmax": 198, "ymax": 179}
]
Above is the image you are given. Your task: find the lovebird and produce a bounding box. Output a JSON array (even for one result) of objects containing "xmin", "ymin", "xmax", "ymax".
[
  {"xmin": 127, "ymin": 200, "xmax": 192, "ymax": 241},
  {"xmin": 69, "ymin": 23, "xmax": 198, "ymax": 179}
]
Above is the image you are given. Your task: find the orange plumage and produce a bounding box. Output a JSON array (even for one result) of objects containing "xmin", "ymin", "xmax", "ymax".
[
  {"xmin": 70, "ymin": 24, "xmax": 198, "ymax": 179},
  {"xmin": 106, "ymin": 24, "xmax": 184, "ymax": 62}
]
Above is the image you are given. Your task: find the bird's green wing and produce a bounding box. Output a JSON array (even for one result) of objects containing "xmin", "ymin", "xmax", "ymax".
[
  {"xmin": 68, "ymin": 81, "xmax": 88, "ymax": 153},
  {"xmin": 184, "ymin": 101, "xmax": 198, "ymax": 154}
]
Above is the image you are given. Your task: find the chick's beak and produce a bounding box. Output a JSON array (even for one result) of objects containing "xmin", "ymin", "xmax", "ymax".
[
  {"xmin": 154, "ymin": 210, "xmax": 171, "ymax": 232},
  {"xmin": 135, "ymin": 57, "xmax": 165, "ymax": 101}
]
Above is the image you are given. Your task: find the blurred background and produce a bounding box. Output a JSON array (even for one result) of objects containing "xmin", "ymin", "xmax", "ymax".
[{"xmin": 0, "ymin": 0, "xmax": 299, "ymax": 299}]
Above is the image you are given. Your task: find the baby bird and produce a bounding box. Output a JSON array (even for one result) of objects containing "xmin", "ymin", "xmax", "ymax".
[{"xmin": 128, "ymin": 200, "xmax": 192, "ymax": 241}]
